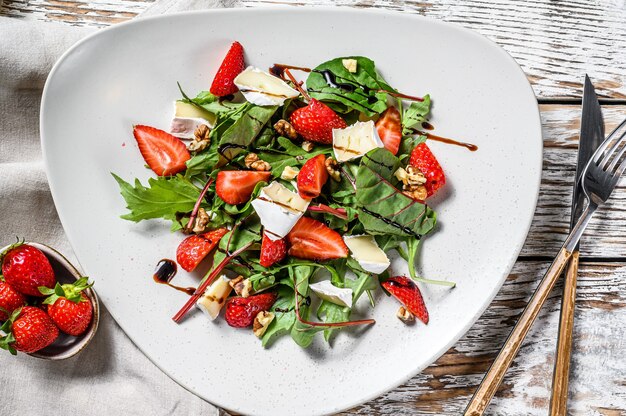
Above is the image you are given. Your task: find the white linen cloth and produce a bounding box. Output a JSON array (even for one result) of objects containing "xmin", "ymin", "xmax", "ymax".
[{"xmin": 0, "ymin": 1, "xmax": 239, "ymax": 415}]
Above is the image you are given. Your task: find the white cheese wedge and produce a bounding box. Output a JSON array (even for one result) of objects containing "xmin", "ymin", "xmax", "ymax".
[
  {"xmin": 332, "ymin": 120, "xmax": 384, "ymax": 162},
  {"xmin": 195, "ymin": 275, "xmax": 232, "ymax": 320},
  {"xmin": 343, "ymin": 235, "xmax": 390, "ymax": 274},
  {"xmin": 251, "ymin": 181, "xmax": 309, "ymax": 240},
  {"xmin": 234, "ymin": 66, "xmax": 300, "ymax": 106},
  {"xmin": 309, "ymin": 281, "xmax": 353, "ymax": 308},
  {"xmin": 170, "ymin": 101, "xmax": 215, "ymax": 139}
]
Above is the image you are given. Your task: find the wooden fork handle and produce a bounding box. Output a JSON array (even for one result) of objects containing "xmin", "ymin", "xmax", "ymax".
[
  {"xmin": 549, "ymin": 250, "xmax": 579, "ymax": 415},
  {"xmin": 464, "ymin": 247, "xmax": 572, "ymax": 416}
]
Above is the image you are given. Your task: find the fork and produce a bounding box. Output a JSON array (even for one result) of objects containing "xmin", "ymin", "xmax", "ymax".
[{"xmin": 465, "ymin": 117, "xmax": 626, "ymax": 415}]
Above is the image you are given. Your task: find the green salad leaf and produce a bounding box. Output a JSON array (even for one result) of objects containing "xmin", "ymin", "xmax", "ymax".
[
  {"xmin": 402, "ymin": 94, "xmax": 431, "ymax": 134},
  {"xmin": 256, "ymin": 137, "xmax": 331, "ymax": 177},
  {"xmin": 218, "ymin": 104, "xmax": 278, "ymax": 162},
  {"xmin": 356, "ymin": 148, "xmax": 437, "ymax": 238},
  {"xmin": 306, "ymin": 56, "xmax": 394, "ymax": 116},
  {"xmin": 112, "ymin": 173, "xmax": 200, "ymax": 223}
]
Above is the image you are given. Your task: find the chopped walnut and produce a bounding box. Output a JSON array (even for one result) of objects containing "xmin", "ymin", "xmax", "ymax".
[
  {"xmin": 325, "ymin": 157, "xmax": 341, "ymax": 182},
  {"xmin": 403, "ymin": 185, "xmax": 428, "ymax": 201},
  {"xmin": 280, "ymin": 166, "xmax": 300, "ymax": 181},
  {"xmin": 342, "ymin": 58, "xmax": 358, "ymax": 73},
  {"xmin": 189, "ymin": 124, "xmax": 211, "ymax": 152},
  {"xmin": 253, "ymin": 311, "xmax": 275, "ymax": 338},
  {"xmin": 396, "ymin": 306, "xmax": 414, "ymax": 323},
  {"xmin": 405, "ymin": 165, "xmax": 427, "ymax": 186},
  {"xmin": 229, "ymin": 276, "xmax": 253, "ymax": 298},
  {"xmin": 244, "ymin": 153, "xmax": 271, "ymax": 171},
  {"xmin": 301, "ymin": 141, "xmax": 315, "ymax": 152},
  {"xmin": 274, "ymin": 119, "xmax": 298, "ymax": 140},
  {"xmin": 192, "ymin": 208, "xmax": 210, "ymax": 233}
]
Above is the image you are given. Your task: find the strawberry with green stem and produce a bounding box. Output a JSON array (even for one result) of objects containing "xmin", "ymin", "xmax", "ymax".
[
  {"xmin": 1, "ymin": 242, "xmax": 56, "ymax": 297},
  {"xmin": 39, "ymin": 277, "xmax": 94, "ymax": 336},
  {"xmin": 0, "ymin": 306, "xmax": 59, "ymax": 354}
]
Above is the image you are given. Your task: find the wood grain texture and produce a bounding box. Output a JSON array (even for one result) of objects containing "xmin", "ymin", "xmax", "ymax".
[
  {"xmin": 2, "ymin": 1, "xmax": 625, "ymax": 415},
  {"xmin": 2, "ymin": 0, "xmax": 626, "ymax": 99}
]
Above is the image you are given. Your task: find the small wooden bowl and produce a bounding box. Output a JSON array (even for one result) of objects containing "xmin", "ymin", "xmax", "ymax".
[{"xmin": 1, "ymin": 242, "xmax": 100, "ymax": 360}]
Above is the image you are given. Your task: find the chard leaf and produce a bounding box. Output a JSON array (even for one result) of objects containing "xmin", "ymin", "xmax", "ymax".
[
  {"xmin": 356, "ymin": 148, "xmax": 436, "ymax": 238},
  {"xmin": 306, "ymin": 56, "xmax": 394, "ymax": 116},
  {"xmin": 398, "ymin": 134, "xmax": 427, "ymax": 162},
  {"xmin": 289, "ymin": 266, "xmax": 319, "ymax": 348},
  {"xmin": 218, "ymin": 104, "xmax": 278, "ymax": 161},
  {"xmin": 262, "ymin": 288, "xmax": 296, "ymax": 347},
  {"xmin": 112, "ymin": 174, "xmax": 200, "ymax": 223},
  {"xmin": 402, "ymin": 94, "xmax": 431, "ymax": 134}
]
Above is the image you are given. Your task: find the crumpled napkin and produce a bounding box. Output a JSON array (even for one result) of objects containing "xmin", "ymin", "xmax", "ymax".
[{"xmin": 0, "ymin": 1, "xmax": 238, "ymax": 415}]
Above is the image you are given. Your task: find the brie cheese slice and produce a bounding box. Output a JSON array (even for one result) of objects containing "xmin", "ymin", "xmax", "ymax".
[
  {"xmin": 251, "ymin": 181, "xmax": 310, "ymax": 240},
  {"xmin": 195, "ymin": 275, "xmax": 232, "ymax": 320},
  {"xmin": 234, "ymin": 66, "xmax": 300, "ymax": 106},
  {"xmin": 309, "ymin": 280, "xmax": 353, "ymax": 308},
  {"xmin": 343, "ymin": 235, "xmax": 390, "ymax": 274},
  {"xmin": 170, "ymin": 101, "xmax": 215, "ymax": 139},
  {"xmin": 332, "ymin": 120, "xmax": 384, "ymax": 162}
]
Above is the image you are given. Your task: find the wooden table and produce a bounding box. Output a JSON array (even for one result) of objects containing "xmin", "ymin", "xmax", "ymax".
[{"xmin": 4, "ymin": 0, "xmax": 625, "ymax": 414}]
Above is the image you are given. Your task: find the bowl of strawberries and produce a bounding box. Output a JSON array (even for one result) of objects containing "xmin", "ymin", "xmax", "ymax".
[{"xmin": 0, "ymin": 241, "xmax": 99, "ymax": 359}]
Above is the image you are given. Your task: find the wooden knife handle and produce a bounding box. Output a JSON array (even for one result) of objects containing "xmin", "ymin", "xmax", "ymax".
[
  {"xmin": 549, "ymin": 250, "xmax": 579, "ymax": 415},
  {"xmin": 464, "ymin": 247, "xmax": 572, "ymax": 416}
]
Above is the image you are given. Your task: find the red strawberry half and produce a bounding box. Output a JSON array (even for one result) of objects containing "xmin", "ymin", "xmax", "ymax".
[
  {"xmin": 297, "ymin": 154, "xmax": 329, "ymax": 200},
  {"xmin": 133, "ymin": 125, "xmax": 191, "ymax": 176},
  {"xmin": 1, "ymin": 243, "xmax": 55, "ymax": 297},
  {"xmin": 409, "ymin": 143, "xmax": 445, "ymax": 197},
  {"xmin": 0, "ymin": 306, "xmax": 59, "ymax": 354},
  {"xmin": 259, "ymin": 233, "xmax": 287, "ymax": 268},
  {"xmin": 216, "ymin": 170, "xmax": 271, "ymax": 205},
  {"xmin": 286, "ymin": 217, "xmax": 348, "ymax": 261},
  {"xmin": 224, "ymin": 292, "xmax": 278, "ymax": 328},
  {"xmin": 375, "ymin": 106, "xmax": 402, "ymax": 155},
  {"xmin": 210, "ymin": 41, "xmax": 245, "ymax": 97},
  {"xmin": 176, "ymin": 228, "xmax": 228, "ymax": 272},
  {"xmin": 382, "ymin": 276, "xmax": 429, "ymax": 324},
  {"xmin": 289, "ymin": 99, "xmax": 347, "ymax": 144},
  {"xmin": 41, "ymin": 277, "xmax": 93, "ymax": 336},
  {"xmin": 0, "ymin": 281, "xmax": 26, "ymax": 321}
]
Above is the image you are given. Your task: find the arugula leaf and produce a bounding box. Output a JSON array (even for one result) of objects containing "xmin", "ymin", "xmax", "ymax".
[
  {"xmin": 306, "ymin": 56, "xmax": 394, "ymax": 116},
  {"xmin": 177, "ymin": 85, "xmax": 243, "ymax": 116},
  {"xmin": 261, "ymin": 286, "xmax": 295, "ymax": 347},
  {"xmin": 256, "ymin": 136, "xmax": 331, "ymax": 177},
  {"xmin": 402, "ymin": 94, "xmax": 431, "ymax": 134},
  {"xmin": 356, "ymin": 148, "xmax": 436, "ymax": 238},
  {"xmin": 112, "ymin": 174, "xmax": 200, "ymax": 223},
  {"xmin": 317, "ymin": 300, "xmax": 350, "ymax": 342},
  {"xmin": 289, "ymin": 265, "xmax": 320, "ymax": 348},
  {"xmin": 218, "ymin": 105, "xmax": 278, "ymax": 161}
]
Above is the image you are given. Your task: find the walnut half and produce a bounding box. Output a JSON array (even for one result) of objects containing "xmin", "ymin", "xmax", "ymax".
[
  {"xmin": 325, "ymin": 157, "xmax": 341, "ymax": 182},
  {"xmin": 273, "ymin": 119, "xmax": 298, "ymax": 140},
  {"xmin": 396, "ymin": 306, "xmax": 415, "ymax": 323},
  {"xmin": 244, "ymin": 153, "xmax": 271, "ymax": 171},
  {"xmin": 253, "ymin": 311, "xmax": 275, "ymax": 338}
]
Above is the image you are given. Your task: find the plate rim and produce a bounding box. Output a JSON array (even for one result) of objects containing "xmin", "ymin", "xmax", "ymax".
[{"xmin": 40, "ymin": 6, "xmax": 543, "ymax": 415}]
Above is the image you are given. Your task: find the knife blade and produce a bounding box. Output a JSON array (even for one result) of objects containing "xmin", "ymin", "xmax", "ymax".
[
  {"xmin": 571, "ymin": 75, "xmax": 604, "ymax": 229},
  {"xmin": 549, "ymin": 75, "xmax": 605, "ymax": 416}
]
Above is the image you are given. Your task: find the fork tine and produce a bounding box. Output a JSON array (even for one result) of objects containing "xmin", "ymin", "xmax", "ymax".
[
  {"xmin": 613, "ymin": 154, "xmax": 626, "ymax": 181},
  {"xmin": 597, "ymin": 118, "xmax": 626, "ymax": 166},
  {"xmin": 606, "ymin": 128, "xmax": 626, "ymax": 173}
]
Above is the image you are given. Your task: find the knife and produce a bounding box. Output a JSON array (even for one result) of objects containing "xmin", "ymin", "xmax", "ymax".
[{"xmin": 549, "ymin": 75, "xmax": 604, "ymax": 415}]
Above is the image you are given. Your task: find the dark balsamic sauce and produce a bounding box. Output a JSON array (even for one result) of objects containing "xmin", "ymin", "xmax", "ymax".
[
  {"xmin": 153, "ymin": 259, "xmax": 195, "ymax": 296},
  {"xmin": 424, "ymin": 132, "xmax": 478, "ymax": 152},
  {"xmin": 421, "ymin": 122, "xmax": 435, "ymax": 131}
]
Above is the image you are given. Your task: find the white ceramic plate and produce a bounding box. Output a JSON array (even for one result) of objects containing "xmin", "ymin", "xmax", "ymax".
[{"xmin": 41, "ymin": 7, "xmax": 541, "ymax": 416}]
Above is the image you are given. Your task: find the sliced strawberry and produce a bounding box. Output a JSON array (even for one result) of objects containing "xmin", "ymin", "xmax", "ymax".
[
  {"xmin": 409, "ymin": 143, "xmax": 445, "ymax": 197},
  {"xmin": 375, "ymin": 106, "xmax": 402, "ymax": 155},
  {"xmin": 259, "ymin": 233, "xmax": 287, "ymax": 268},
  {"xmin": 133, "ymin": 125, "xmax": 190, "ymax": 176},
  {"xmin": 297, "ymin": 154, "xmax": 329, "ymax": 199},
  {"xmin": 382, "ymin": 276, "xmax": 429, "ymax": 324},
  {"xmin": 210, "ymin": 41, "xmax": 245, "ymax": 97},
  {"xmin": 286, "ymin": 217, "xmax": 348, "ymax": 261},
  {"xmin": 176, "ymin": 228, "xmax": 228, "ymax": 272},
  {"xmin": 289, "ymin": 99, "xmax": 347, "ymax": 144},
  {"xmin": 216, "ymin": 170, "xmax": 271, "ymax": 205},
  {"xmin": 224, "ymin": 292, "xmax": 278, "ymax": 328}
]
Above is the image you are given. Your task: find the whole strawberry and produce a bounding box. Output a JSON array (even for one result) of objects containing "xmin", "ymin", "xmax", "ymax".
[
  {"xmin": 40, "ymin": 277, "xmax": 93, "ymax": 336},
  {"xmin": 224, "ymin": 292, "xmax": 277, "ymax": 328},
  {"xmin": 0, "ymin": 281, "xmax": 26, "ymax": 321},
  {"xmin": 1, "ymin": 243, "xmax": 56, "ymax": 296},
  {"xmin": 289, "ymin": 99, "xmax": 347, "ymax": 144},
  {"xmin": 0, "ymin": 306, "xmax": 59, "ymax": 354}
]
